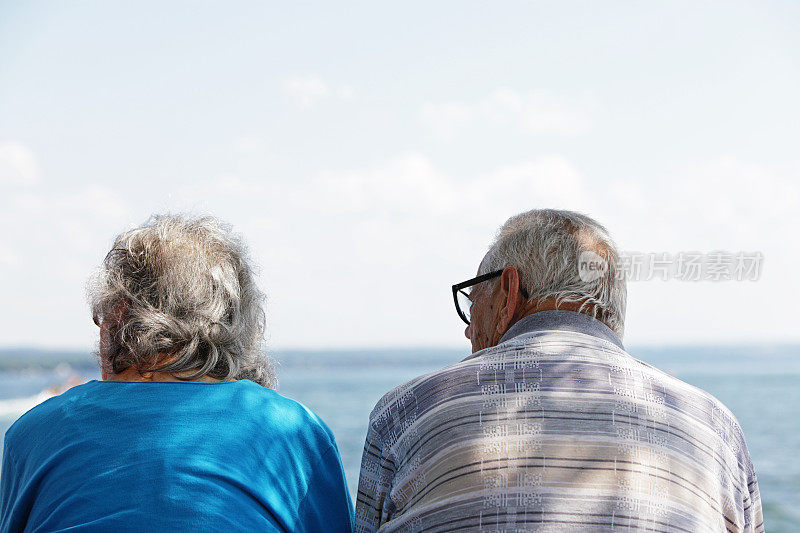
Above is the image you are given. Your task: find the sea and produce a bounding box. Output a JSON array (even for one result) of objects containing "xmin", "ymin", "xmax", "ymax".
[{"xmin": 1, "ymin": 345, "xmax": 798, "ymax": 531}]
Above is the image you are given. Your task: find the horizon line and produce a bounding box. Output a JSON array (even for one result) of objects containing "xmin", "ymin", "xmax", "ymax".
[{"xmin": 1, "ymin": 341, "xmax": 799, "ymax": 354}]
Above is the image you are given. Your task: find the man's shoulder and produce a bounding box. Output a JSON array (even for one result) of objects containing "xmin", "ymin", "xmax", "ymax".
[
  {"xmin": 364, "ymin": 333, "xmax": 618, "ymax": 432},
  {"xmin": 621, "ymin": 350, "xmax": 744, "ymax": 420},
  {"xmin": 611, "ymin": 347, "xmax": 752, "ymax": 462},
  {"xmin": 366, "ymin": 354, "xmax": 477, "ymax": 434},
  {"xmin": 371, "ymin": 335, "xmax": 746, "ymax": 434},
  {"xmin": 498, "ymin": 329, "xmax": 735, "ymax": 413}
]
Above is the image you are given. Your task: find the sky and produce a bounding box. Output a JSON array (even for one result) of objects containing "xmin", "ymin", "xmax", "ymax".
[{"xmin": 0, "ymin": 1, "xmax": 799, "ymax": 351}]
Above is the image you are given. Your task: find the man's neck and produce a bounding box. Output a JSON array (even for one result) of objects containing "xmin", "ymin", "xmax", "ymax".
[
  {"xmin": 499, "ymin": 308, "xmax": 624, "ymax": 349},
  {"xmin": 510, "ymin": 298, "xmax": 579, "ymax": 329},
  {"xmin": 508, "ymin": 298, "xmax": 614, "ymax": 339}
]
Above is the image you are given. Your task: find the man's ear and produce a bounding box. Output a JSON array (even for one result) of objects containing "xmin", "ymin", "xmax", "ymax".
[{"xmin": 495, "ymin": 266, "xmax": 521, "ymax": 334}]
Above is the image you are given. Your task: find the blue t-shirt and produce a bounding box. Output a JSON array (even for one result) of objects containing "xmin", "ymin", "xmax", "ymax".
[{"xmin": 0, "ymin": 379, "xmax": 354, "ymax": 532}]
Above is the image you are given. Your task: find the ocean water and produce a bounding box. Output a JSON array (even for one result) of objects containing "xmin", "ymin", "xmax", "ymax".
[{"xmin": 1, "ymin": 346, "xmax": 798, "ymax": 531}]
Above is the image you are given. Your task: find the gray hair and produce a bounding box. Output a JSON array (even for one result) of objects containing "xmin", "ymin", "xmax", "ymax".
[
  {"xmin": 481, "ymin": 209, "xmax": 627, "ymax": 338},
  {"xmin": 87, "ymin": 214, "xmax": 276, "ymax": 387}
]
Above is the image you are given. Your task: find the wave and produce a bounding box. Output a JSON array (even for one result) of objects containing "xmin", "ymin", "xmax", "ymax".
[
  {"xmin": 0, "ymin": 376, "xmax": 88, "ymax": 419},
  {"xmin": 0, "ymin": 391, "xmax": 55, "ymax": 418}
]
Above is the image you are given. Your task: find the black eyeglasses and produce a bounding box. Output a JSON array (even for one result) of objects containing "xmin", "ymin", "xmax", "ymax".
[{"xmin": 452, "ymin": 270, "xmax": 529, "ymax": 325}]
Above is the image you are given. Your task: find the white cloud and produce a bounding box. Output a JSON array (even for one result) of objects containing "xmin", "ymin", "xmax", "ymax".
[
  {"xmin": 282, "ymin": 76, "xmax": 355, "ymax": 108},
  {"xmin": 0, "ymin": 185, "xmax": 131, "ymax": 280},
  {"xmin": 276, "ymin": 152, "xmax": 799, "ymax": 347},
  {"xmin": 479, "ymin": 156, "xmax": 588, "ymax": 213},
  {"xmin": 420, "ymin": 88, "xmax": 593, "ymax": 139},
  {"xmin": 0, "ymin": 142, "xmax": 40, "ymax": 184},
  {"xmin": 603, "ymin": 157, "xmax": 800, "ymax": 250},
  {"xmin": 0, "ymin": 240, "xmax": 21, "ymax": 270},
  {"xmin": 2, "ymin": 147, "xmax": 796, "ymax": 349},
  {"xmin": 335, "ymin": 84, "xmax": 355, "ymax": 100},
  {"xmin": 232, "ymin": 136, "xmax": 267, "ymax": 154},
  {"xmin": 0, "ymin": 182, "xmax": 134, "ymax": 348},
  {"xmin": 283, "ymin": 76, "xmax": 328, "ymax": 108},
  {"xmin": 420, "ymin": 102, "xmax": 475, "ymax": 139},
  {"xmin": 310, "ymin": 153, "xmax": 456, "ymax": 215},
  {"xmin": 677, "ymin": 157, "xmax": 799, "ymax": 234},
  {"xmin": 594, "ymin": 158, "xmax": 800, "ymax": 346},
  {"xmin": 483, "ymin": 88, "xmax": 593, "ymax": 135},
  {"xmin": 305, "ymin": 153, "xmax": 587, "ymax": 225}
]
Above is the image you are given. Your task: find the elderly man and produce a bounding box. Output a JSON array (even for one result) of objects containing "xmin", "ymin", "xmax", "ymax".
[
  {"xmin": 356, "ymin": 209, "xmax": 763, "ymax": 532},
  {"xmin": 0, "ymin": 215, "xmax": 353, "ymax": 532}
]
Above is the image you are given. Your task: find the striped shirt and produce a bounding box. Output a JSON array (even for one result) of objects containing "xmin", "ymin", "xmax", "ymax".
[{"xmin": 355, "ymin": 311, "xmax": 763, "ymax": 532}]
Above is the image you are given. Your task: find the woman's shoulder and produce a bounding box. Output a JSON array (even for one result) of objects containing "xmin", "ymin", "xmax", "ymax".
[
  {"xmin": 233, "ymin": 380, "xmax": 336, "ymax": 448},
  {"xmin": 3, "ymin": 380, "xmax": 98, "ymax": 455}
]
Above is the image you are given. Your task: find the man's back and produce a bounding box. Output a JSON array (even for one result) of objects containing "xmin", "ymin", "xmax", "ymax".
[
  {"xmin": 1, "ymin": 379, "xmax": 353, "ymax": 532},
  {"xmin": 356, "ymin": 311, "xmax": 763, "ymax": 532}
]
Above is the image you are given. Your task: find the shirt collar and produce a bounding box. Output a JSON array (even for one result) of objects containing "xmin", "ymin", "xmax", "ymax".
[{"xmin": 497, "ymin": 310, "xmax": 624, "ymax": 349}]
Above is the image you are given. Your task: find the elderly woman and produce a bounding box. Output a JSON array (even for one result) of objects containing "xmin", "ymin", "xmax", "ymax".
[{"xmin": 0, "ymin": 215, "xmax": 353, "ymax": 532}]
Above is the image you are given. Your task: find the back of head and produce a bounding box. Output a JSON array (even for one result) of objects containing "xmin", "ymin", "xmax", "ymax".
[
  {"xmin": 482, "ymin": 208, "xmax": 627, "ymax": 338},
  {"xmin": 88, "ymin": 214, "xmax": 275, "ymax": 387}
]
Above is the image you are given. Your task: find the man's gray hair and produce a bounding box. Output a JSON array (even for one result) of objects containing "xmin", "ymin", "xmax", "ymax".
[
  {"xmin": 481, "ymin": 209, "xmax": 627, "ymax": 338},
  {"xmin": 88, "ymin": 214, "xmax": 276, "ymax": 387}
]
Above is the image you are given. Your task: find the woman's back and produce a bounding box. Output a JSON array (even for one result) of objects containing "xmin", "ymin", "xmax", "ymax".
[{"xmin": 0, "ymin": 379, "xmax": 353, "ymax": 532}]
